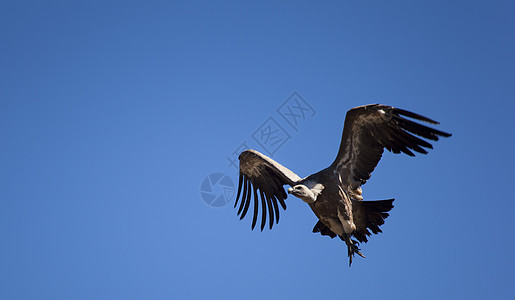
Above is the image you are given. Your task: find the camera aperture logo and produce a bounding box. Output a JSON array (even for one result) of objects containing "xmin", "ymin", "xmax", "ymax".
[{"xmin": 200, "ymin": 173, "xmax": 235, "ymax": 207}]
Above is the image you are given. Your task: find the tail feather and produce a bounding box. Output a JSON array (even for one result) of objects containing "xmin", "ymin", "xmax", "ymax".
[
  {"xmin": 312, "ymin": 220, "xmax": 337, "ymax": 238},
  {"xmin": 352, "ymin": 199, "xmax": 394, "ymax": 243}
]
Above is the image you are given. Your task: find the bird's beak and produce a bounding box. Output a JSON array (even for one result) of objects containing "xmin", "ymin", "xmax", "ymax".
[{"xmin": 287, "ymin": 187, "xmax": 293, "ymax": 194}]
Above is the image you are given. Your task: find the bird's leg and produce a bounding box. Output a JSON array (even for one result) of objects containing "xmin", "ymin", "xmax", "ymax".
[{"xmin": 340, "ymin": 234, "xmax": 366, "ymax": 266}]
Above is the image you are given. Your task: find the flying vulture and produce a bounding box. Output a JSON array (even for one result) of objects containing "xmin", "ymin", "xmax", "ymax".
[{"xmin": 234, "ymin": 104, "xmax": 451, "ymax": 265}]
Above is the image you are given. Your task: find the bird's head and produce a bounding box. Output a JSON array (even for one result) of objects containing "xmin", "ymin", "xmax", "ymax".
[{"xmin": 287, "ymin": 185, "xmax": 316, "ymax": 203}]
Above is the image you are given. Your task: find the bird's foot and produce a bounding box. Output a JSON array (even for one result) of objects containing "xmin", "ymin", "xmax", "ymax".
[
  {"xmin": 352, "ymin": 239, "xmax": 366, "ymax": 258},
  {"xmin": 347, "ymin": 239, "xmax": 366, "ymax": 266}
]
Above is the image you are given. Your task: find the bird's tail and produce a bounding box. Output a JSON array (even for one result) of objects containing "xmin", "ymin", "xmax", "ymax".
[{"xmin": 352, "ymin": 199, "xmax": 394, "ymax": 243}]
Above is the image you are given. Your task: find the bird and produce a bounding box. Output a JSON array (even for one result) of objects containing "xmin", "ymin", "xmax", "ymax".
[{"xmin": 234, "ymin": 104, "xmax": 451, "ymax": 265}]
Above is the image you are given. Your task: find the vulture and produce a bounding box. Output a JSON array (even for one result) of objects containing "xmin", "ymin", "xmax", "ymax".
[{"xmin": 234, "ymin": 104, "xmax": 451, "ymax": 265}]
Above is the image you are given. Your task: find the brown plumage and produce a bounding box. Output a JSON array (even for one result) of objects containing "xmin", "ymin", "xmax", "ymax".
[{"xmin": 234, "ymin": 104, "xmax": 451, "ymax": 265}]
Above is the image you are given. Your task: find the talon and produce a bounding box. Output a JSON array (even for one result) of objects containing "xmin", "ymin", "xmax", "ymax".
[
  {"xmin": 353, "ymin": 242, "xmax": 366, "ymax": 258},
  {"xmin": 341, "ymin": 234, "xmax": 366, "ymax": 266}
]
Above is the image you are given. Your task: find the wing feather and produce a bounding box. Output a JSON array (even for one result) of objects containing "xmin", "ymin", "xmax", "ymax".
[
  {"xmin": 239, "ymin": 179, "xmax": 252, "ymax": 219},
  {"xmin": 234, "ymin": 173, "xmax": 243, "ymax": 208},
  {"xmin": 270, "ymin": 194, "xmax": 280, "ymax": 225},
  {"xmin": 333, "ymin": 104, "xmax": 451, "ymax": 194},
  {"xmin": 265, "ymin": 193, "xmax": 274, "ymax": 230},
  {"xmin": 236, "ymin": 149, "xmax": 301, "ymax": 230},
  {"xmin": 251, "ymin": 184, "xmax": 259, "ymax": 229},
  {"xmin": 237, "ymin": 178, "xmax": 248, "ymax": 215}
]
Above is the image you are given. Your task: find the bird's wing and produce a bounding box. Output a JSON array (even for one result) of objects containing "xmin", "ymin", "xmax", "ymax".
[
  {"xmin": 235, "ymin": 149, "xmax": 301, "ymax": 231},
  {"xmin": 332, "ymin": 104, "xmax": 451, "ymax": 196}
]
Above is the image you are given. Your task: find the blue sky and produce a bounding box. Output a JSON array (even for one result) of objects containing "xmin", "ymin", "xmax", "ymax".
[{"xmin": 1, "ymin": 1, "xmax": 514, "ymax": 299}]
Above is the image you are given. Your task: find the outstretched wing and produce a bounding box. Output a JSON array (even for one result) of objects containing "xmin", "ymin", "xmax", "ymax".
[
  {"xmin": 332, "ymin": 104, "xmax": 451, "ymax": 197},
  {"xmin": 235, "ymin": 149, "xmax": 301, "ymax": 231}
]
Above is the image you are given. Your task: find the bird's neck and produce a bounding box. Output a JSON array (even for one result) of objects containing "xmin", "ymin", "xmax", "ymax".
[
  {"xmin": 302, "ymin": 181, "xmax": 324, "ymax": 203},
  {"xmin": 300, "ymin": 189, "xmax": 316, "ymax": 204}
]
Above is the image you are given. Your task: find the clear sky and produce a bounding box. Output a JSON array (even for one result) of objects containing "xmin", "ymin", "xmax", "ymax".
[{"xmin": 1, "ymin": 1, "xmax": 514, "ymax": 299}]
